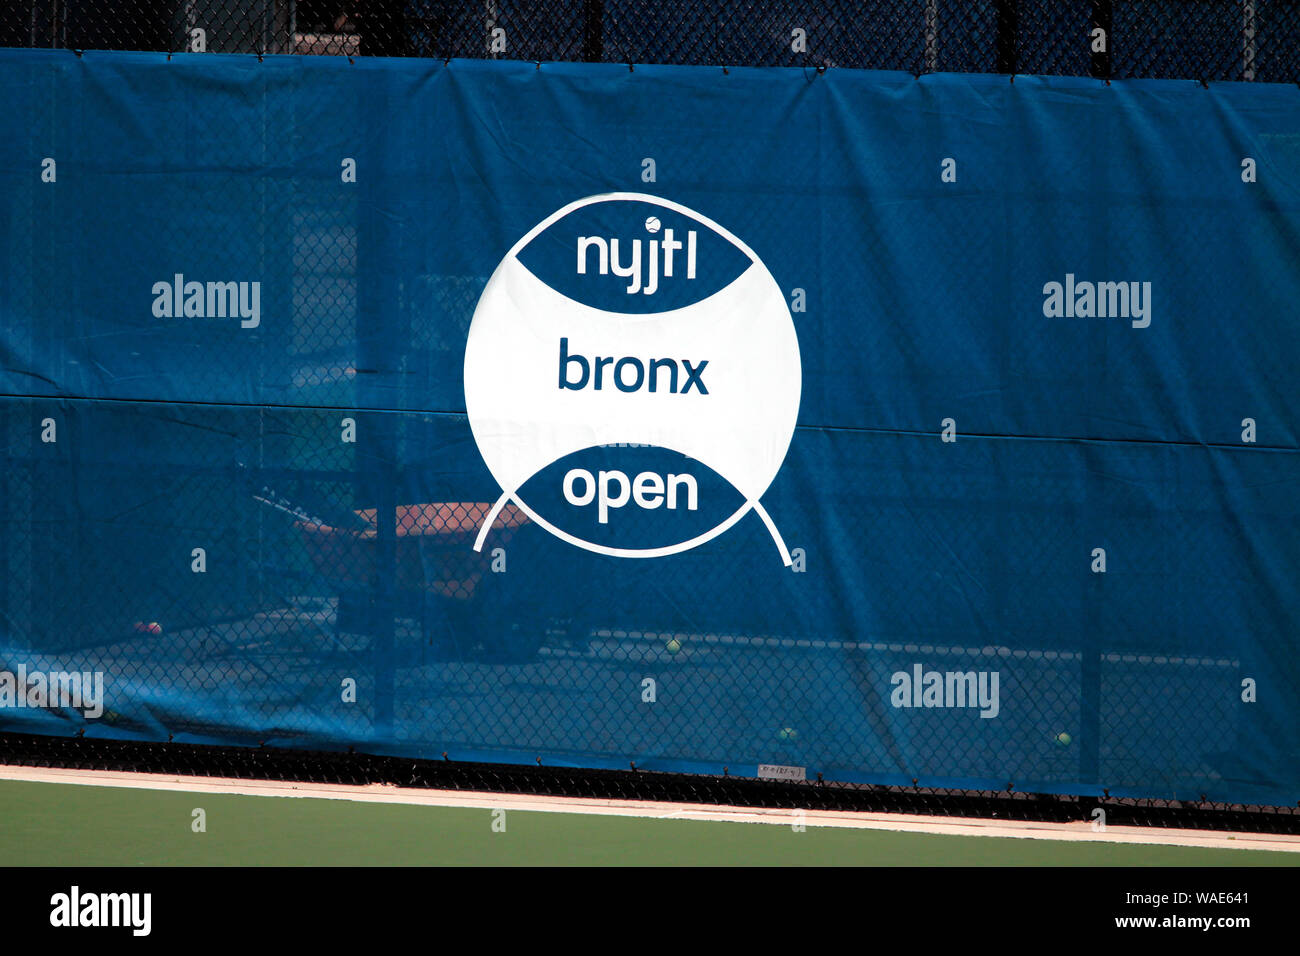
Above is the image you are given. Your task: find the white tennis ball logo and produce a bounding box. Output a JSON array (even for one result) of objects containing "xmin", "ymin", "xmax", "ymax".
[{"xmin": 465, "ymin": 192, "xmax": 801, "ymax": 563}]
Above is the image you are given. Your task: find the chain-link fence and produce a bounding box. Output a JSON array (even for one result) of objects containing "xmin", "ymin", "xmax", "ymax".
[
  {"xmin": 3, "ymin": 7, "xmax": 1299, "ymax": 808},
  {"xmin": 4, "ymin": 1, "xmax": 1300, "ymax": 82}
]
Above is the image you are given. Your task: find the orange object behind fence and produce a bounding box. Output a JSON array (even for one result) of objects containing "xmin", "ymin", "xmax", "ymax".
[{"xmin": 296, "ymin": 502, "xmax": 528, "ymax": 601}]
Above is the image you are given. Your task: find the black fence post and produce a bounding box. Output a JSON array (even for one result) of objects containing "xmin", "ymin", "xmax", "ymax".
[
  {"xmin": 357, "ymin": 81, "xmax": 402, "ymax": 742},
  {"xmin": 581, "ymin": 0, "xmax": 603, "ymax": 62},
  {"xmin": 1079, "ymin": 611, "xmax": 1102, "ymax": 786},
  {"xmin": 994, "ymin": 0, "xmax": 1018, "ymax": 75},
  {"xmin": 371, "ymin": 419, "xmax": 398, "ymax": 741},
  {"xmin": 1091, "ymin": 0, "xmax": 1113, "ymax": 80},
  {"xmin": 0, "ymin": 411, "xmax": 7, "ymax": 645}
]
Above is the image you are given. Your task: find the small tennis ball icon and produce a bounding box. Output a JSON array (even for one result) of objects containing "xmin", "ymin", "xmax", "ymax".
[
  {"xmin": 644, "ymin": 215, "xmax": 661, "ymax": 233},
  {"xmin": 665, "ymin": 638, "xmax": 682, "ymax": 653},
  {"xmin": 778, "ymin": 727, "xmax": 798, "ymax": 741},
  {"xmin": 1055, "ymin": 732, "xmax": 1072, "ymax": 747}
]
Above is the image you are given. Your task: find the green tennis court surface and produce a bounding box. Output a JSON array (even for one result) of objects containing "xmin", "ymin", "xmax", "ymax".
[{"xmin": 1, "ymin": 780, "xmax": 1296, "ymax": 866}]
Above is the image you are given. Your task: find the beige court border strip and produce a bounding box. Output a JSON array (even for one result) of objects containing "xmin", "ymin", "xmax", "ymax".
[{"xmin": 3, "ymin": 764, "xmax": 1298, "ymax": 854}]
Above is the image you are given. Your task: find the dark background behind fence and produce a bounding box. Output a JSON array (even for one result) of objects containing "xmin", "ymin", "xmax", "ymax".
[{"xmin": 4, "ymin": 1, "xmax": 1300, "ymax": 83}]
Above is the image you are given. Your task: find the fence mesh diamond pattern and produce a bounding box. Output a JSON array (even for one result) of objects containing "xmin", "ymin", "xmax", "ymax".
[{"xmin": 2, "ymin": 2, "xmax": 1299, "ymax": 807}]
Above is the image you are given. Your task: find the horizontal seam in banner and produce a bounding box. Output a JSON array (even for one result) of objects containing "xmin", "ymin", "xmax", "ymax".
[{"xmin": 0, "ymin": 391, "xmax": 1294, "ymax": 454}]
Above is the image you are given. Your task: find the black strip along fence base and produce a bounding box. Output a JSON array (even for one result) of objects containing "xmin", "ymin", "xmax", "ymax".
[{"xmin": 1, "ymin": 731, "xmax": 1297, "ymax": 836}]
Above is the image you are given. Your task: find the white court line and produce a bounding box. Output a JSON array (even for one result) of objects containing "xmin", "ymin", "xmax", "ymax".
[{"xmin": 2, "ymin": 764, "xmax": 1298, "ymax": 854}]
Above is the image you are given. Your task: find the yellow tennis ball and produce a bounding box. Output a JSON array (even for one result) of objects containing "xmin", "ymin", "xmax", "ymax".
[{"xmin": 1055, "ymin": 732, "xmax": 1072, "ymax": 746}]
